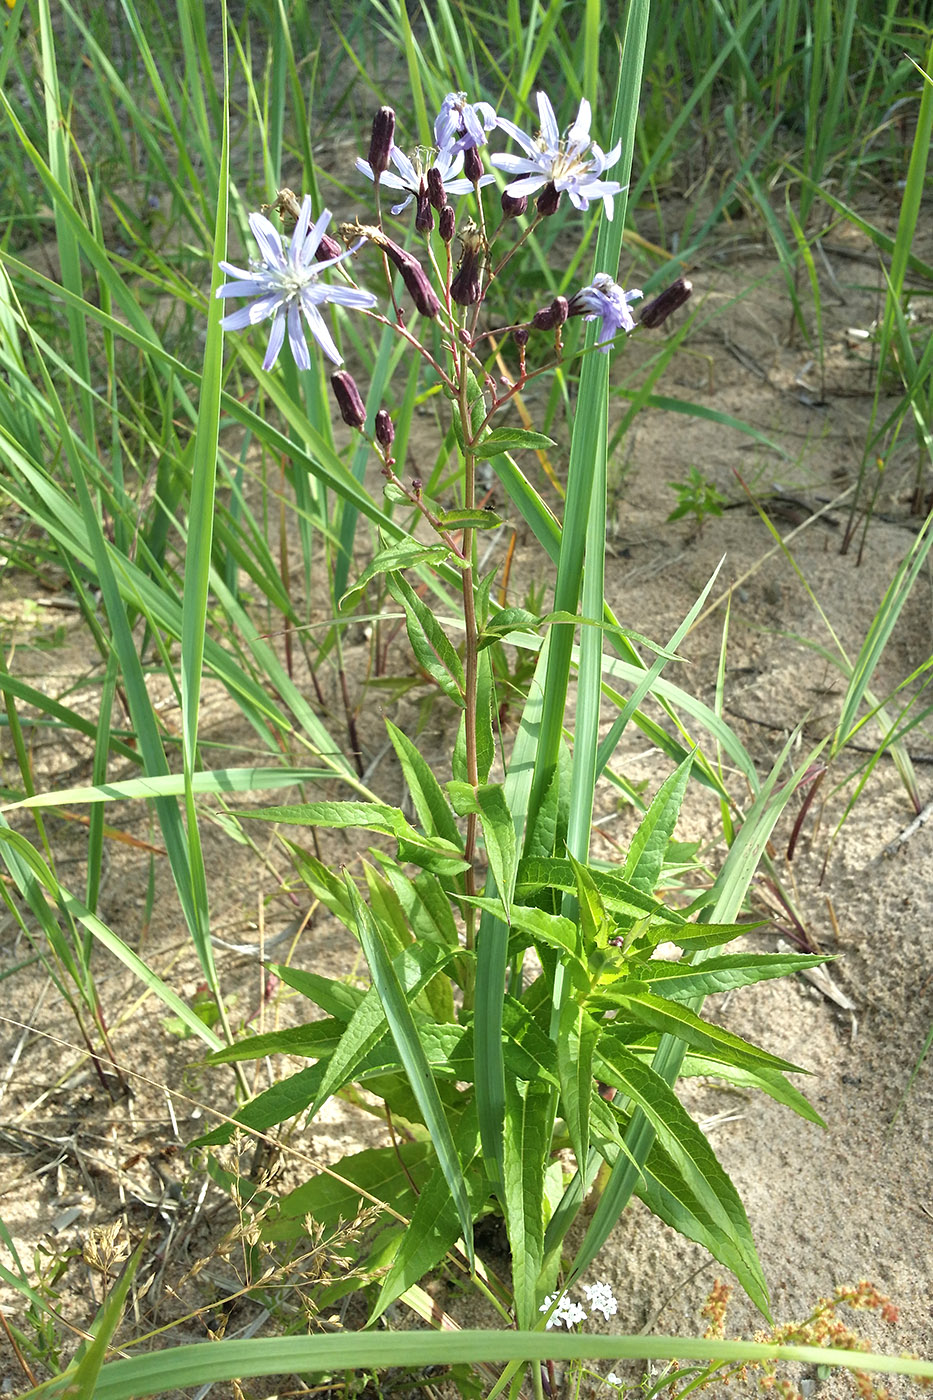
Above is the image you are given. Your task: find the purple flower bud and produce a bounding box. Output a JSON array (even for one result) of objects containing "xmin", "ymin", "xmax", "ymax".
[
  {"xmin": 536, "ymin": 182, "xmax": 561, "ymax": 217},
  {"xmin": 368, "ymin": 107, "xmax": 396, "ymax": 177},
  {"xmin": 375, "ymin": 409, "xmax": 395, "ymax": 449},
  {"xmin": 426, "ymin": 166, "xmax": 447, "ymax": 210},
  {"xmin": 501, "ymin": 189, "xmax": 527, "ymax": 219},
  {"xmin": 463, "ymin": 145, "xmax": 484, "ymax": 183},
  {"xmin": 380, "ymin": 236, "xmax": 441, "ymax": 319},
  {"xmin": 415, "ymin": 193, "xmax": 435, "ymax": 234},
  {"xmin": 314, "ymin": 231, "xmax": 343, "ymax": 263},
  {"xmin": 531, "ymin": 296, "xmax": 568, "ymax": 332},
  {"xmin": 512, "ymin": 326, "xmax": 529, "ymax": 347},
  {"xmin": 439, "ymin": 205, "xmax": 456, "ymax": 243},
  {"xmin": 450, "ymin": 225, "xmax": 485, "ymax": 307},
  {"xmin": 639, "ymin": 277, "xmax": 694, "ymax": 328},
  {"xmin": 331, "ymin": 371, "xmax": 366, "ymax": 429}
]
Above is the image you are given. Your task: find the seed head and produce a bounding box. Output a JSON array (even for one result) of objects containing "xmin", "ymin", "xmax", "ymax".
[
  {"xmin": 535, "ymin": 181, "xmax": 561, "ymax": 217},
  {"xmin": 368, "ymin": 107, "xmax": 396, "ymax": 177},
  {"xmin": 464, "ymin": 145, "xmax": 484, "ymax": 183},
  {"xmin": 639, "ymin": 276, "xmax": 693, "ymax": 328},
  {"xmin": 531, "ymin": 296, "xmax": 568, "ymax": 331},
  {"xmin": 426, "ymin": 166, "xmax": 447, "ymax": 210},
  {"xmin": 415, "ymin": 194, "xmax": 435, "ymax": 234},
  {"xmin": 331, "ymin": 371, "xmax": 366, "ymax": 429},
  {"xmin": 501, "ymin": 189, "xmax": 527, "ymax": 219},
  {"xmin": 450, "ymin": 222, "xmax": 485, "ymax": 307}
]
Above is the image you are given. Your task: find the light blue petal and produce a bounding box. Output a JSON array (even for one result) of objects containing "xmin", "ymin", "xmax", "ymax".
[
  {"xmin": 249, "ymin": 211, "xmax": 285, "ymax": 269},
  {"xmin": 286, "ymin": 302, "xmax": 311, "ymax": 372},
  {"xmin": 494, "ymin": 116, "xmax": 538, "ymax": 157},
  {"xmin": 536, "ymin": 91, "xmax": 560, "ymax": 149},
  {"xmin": 262, "ymin": 310, "xmax": 286, "ymax": 370},
  {"xmin": 302, "ymin": 302, "xmax": 341, "ymax": 365},
  {"xmin": 567, "ymin": 97, "xmax": 592, "ymax": 148}
]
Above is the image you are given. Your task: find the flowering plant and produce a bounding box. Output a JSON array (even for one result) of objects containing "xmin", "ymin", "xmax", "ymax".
[{"xmin": 207, "ymin": 71, "xmax": 828, "ymax": 1369}]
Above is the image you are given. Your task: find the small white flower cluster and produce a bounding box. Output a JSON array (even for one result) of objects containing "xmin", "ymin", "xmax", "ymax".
[
  {"xmin": 538, "ymin": 1292, "xmax": 588, "ymax": 1329},
  {"xmin": 538, "ymin": 1279, "xmax": 618, "ymax": 1330},
  {"xmin": 583, "ymin": 1279, "xmax": 619, "ymax": 1320}
]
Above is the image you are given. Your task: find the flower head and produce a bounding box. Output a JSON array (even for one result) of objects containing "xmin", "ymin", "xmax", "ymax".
[
  {"xmin": 435, "ymin": 92, "xmax": 498, "ymax": 157},
  {"xmin": 539, "ymin": 1292, "xmax": 588, "ymax": 1330},
  {"xmin": 216, "ymin": 198, "xmax": 376, "ymax": 371},
  {"xmin": 582, "ymin": 1280, "xmax": 619, "ymax": 1321},
  {"xmin": 356, "ymin": 144, "xmax": 493, "ymax": 217},
  {"xmin": 492, "ymin": 92, "xmax": 624, "ymax": 219},
  {"xmin": 568, "ymin": 273, "xmax": 642, "ymax": 352}
]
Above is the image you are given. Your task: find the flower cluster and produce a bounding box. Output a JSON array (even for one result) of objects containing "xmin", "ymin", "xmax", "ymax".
[
  {"xmin": 539, "ymin": 1291, "xmax": 588, "ymax": 1330},
  {"xmin": 538, "ymin": 1279, "xmax": 619, "ymax": 1330},
  {"xmin": 216, "ymin": 88, "xmax": 691, "ymax": 375}
]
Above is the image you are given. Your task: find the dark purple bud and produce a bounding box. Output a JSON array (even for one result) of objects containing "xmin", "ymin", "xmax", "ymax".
[
  {"xmin": 411, "ymin": 477, "xmax": 423, "ymax": 494},
  {"xmin": 380, "ymin": 237, "xmax": 441, "ymax": 318},
  {"xmin": 415, "ymin": 193, "xmax": 435, "ymax": 234},
  {"xmin": 536, "ymin": 181, "xmax": 561, "ymax": 217},
  {"xmin": 512, "ymin": 326, "xmax": 529, "ymax": 347},
  {"xmin": 331, "ymin": 371, "xmax": 366, "ymax": 429},
  {"xmin": 439, "ymin": 205, "xmax": 456, "ymax": 243},
  {"xmin": 639, "ymin": 276, "xmax": 694, "ymax": 329},
  {"xmin": 531, "ymin": 296, "xmax": 568, "ymax": 332},
  {"xmin": 314, "ymin": 231, "xmax": 343, "ymax": 263},
  {"xmin": 368, "ymin": 106, "xmax": 396, "ymax": 177},
  {"xmin": 464, "ymin": 145, "xmax": 484, "ymax": 183},
  {"xmin": 375, "ymin": 409, "xmax": 395, "ymax": 449},
  {"xmin": 450, "ymin": 224, "xmax": 485, "ymax": 307},
  {"xmin": 501, "ymin": 189, "xmax": 527, "ymax": 219},
  {"xmin": 426, "ymin": 166, "xmax": 447, "ymax": 210}
]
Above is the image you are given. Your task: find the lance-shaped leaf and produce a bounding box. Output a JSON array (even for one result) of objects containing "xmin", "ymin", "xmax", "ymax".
[
  {"xmin": 386, "ymin": 570, "xmax": 466, "ymax": 706},
  {"xmin": 345, "ymin": 874, "xmax": 474, "ymax": 1266},
  {"xmin": 504, "ymin": 1077, "xmax": 551, "ymax": 1329},
  {"xmin": 591, "ymin": 1043, "xmax": 769, "ymax": 1315}
]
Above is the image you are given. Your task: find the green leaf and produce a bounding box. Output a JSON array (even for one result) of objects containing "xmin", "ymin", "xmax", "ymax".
[
  {"xmin": 269, "ymin": 964, "xmax": 365, "ymax": 1021},
  {"xmin": 504, "ymin": 1078, "xmax": 551, "ymax": 1328},
  {"xmin": 516, "ymin": 858, "xmax": 685, "ymax": 926},
  {"xmin": 450, "ymin": 370, "xmax": 489, "ymax": 451},
  {"xmin": 371, "ymin": 1105, "xmax": 486, "ymax": 1319},
  {"xmin": 346, "ymin": 875, "xmax": 474, "ymax": 1265},
  {"xmin": 385, "ymin": 719, "xmax": 464, "ymax": 850},
  {"xmin": 475, "ymin": 647, "xmax": 496, "ymax": 784},
  {"xmin": 676, "ymin": 1053, "xmax": 825, "ymax": 1127},
  {"xmin": 448, "ymin": 782, "xmax": 517, "ymax": 910},
  {"xmin": 436, "ymin": 507, "xmax": 502, "ymax": 529},
  {"xmin": 594, "ymin": 1042, "xmax": 769, "ymax": 1316},
  {"xmin": 557, "ymin": 1002, "xmax": 599, "ymax": 1170},
  {"xmin": 634, "ymin": 952, "xmax": 833, "ymax": 1002},
  {"xmin": 623, "ymin": 754, "xmax": 693, "ymax": 893},
  {"xmin": 238, "ymin": 801, "xmax": 470, "ymax": 876},
  {"xmin": 309, "ymin": 938, "xmax": 453, "ymax": 1118},
  {"xmin": 269, "ymin": 1142, "xmax": 434, "ymax": 1239},
  {"xmin": 600, "ymin": 995, "xmax": 804, "ymax": 1075},
  {"xmin": 385, "ymin": 570, "xmax": 465, "ymax": 706},
  {"xmin": 341, "ymin": 539, "xmax": 452, "ymax": 611},
  {"xmin": 481, "ymin": 427, "xmax": 557, "ymax": 455}
]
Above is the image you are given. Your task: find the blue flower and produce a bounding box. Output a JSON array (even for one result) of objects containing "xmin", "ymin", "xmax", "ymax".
[
  {"xmin": 434, "ymin": 92, "xmax": 498, "ymax": 156},
  {"xmin": 492, "ymin": 92, "xmax": 624, "ymax": 219},
  {"xmin": 355, "ymin": 144, "xmax": 493, "ymax": 216},
  {"xmin": 216, "ymin": 198, "xmax": 375, "ymax": 371},
  {"xmin": 569, "ymin": 273, "xmax": 642, "ymax": 351}
]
